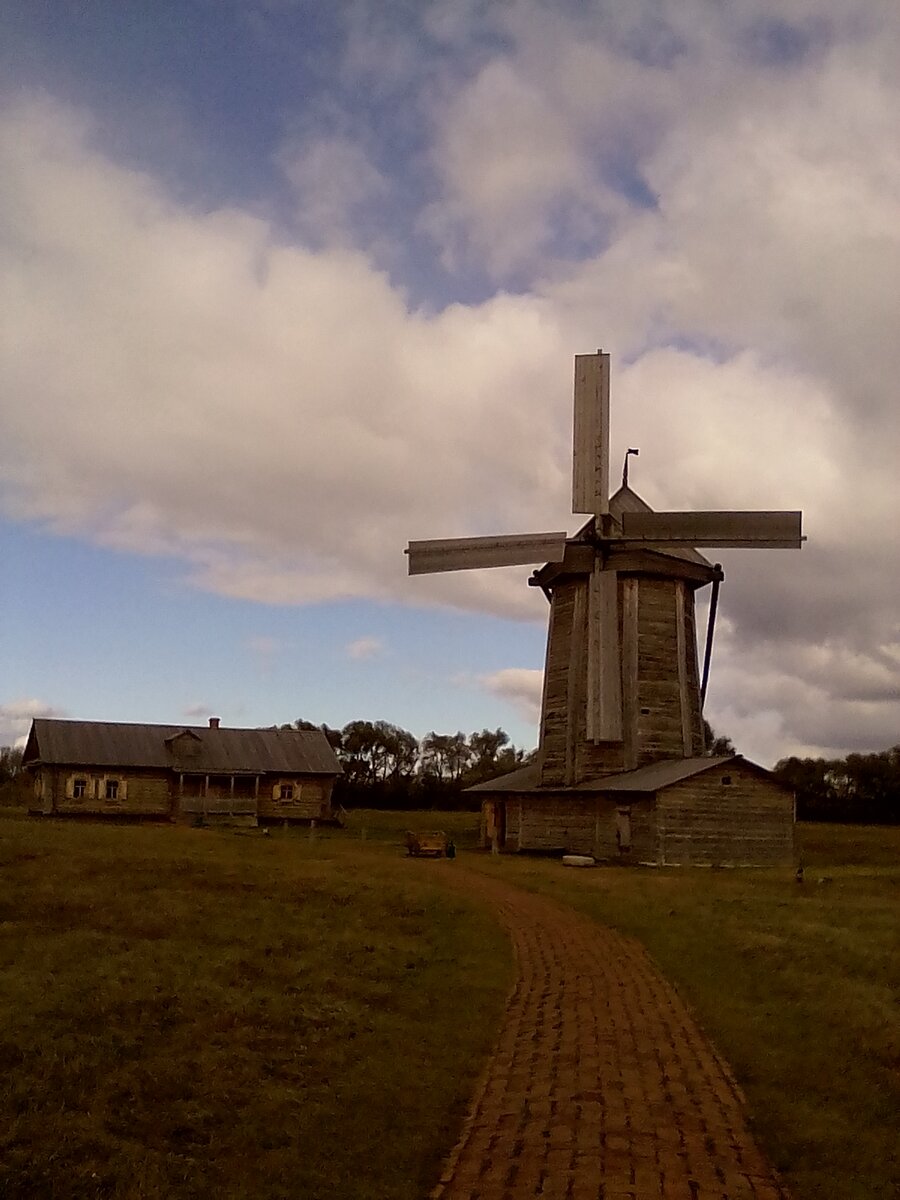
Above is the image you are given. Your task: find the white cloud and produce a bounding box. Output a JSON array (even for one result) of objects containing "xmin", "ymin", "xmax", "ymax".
[
  {"xmin": 277, "ymin": 134, "xmax": 391, "ymax": 248},
  {"xmin": 345, "ymin": 636, "xmax": 384, "ymax": 661},
  {"xmin": 480, "ymin": 668, "xmax": 543, "ymax": 724},
  {"xmin": 0, "ymin": 699, "xmax": 67, "ymax": 747}
]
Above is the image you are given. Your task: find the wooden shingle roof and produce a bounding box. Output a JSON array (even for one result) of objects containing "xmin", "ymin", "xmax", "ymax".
[{"xmin": 23, "ymin": 719, "xmax": 341, "ymax": 776}]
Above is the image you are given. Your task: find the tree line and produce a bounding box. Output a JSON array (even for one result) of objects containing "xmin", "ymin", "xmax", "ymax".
[
  {"xmin": 284, "ymin": 720, "xmax": 531, "ymax": 810},
  {"xmin": 772, "ymin": 747, "xmax": 900, "ymax": 824}
]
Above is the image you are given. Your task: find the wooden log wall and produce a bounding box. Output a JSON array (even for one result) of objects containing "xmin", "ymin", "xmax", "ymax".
[
  {"xmin": 634, "ymin": 578, "xmax": 705, "ymax": 766},
  {"xmin": 257, "ymin": 777, "xmax": 333, "ymax": 821},
  {"xmin": 539, "ymin": 579, "xmax": 626, "ymax": 787},
  {"xmin": 517, "ymin": 794, "xmax": 596, "ymax": 854},
  {"xmin": 657, "ymin": 767, "xmax": 794, "ymax": 866},
  {"xmin": 591, "ymin": 797, "xmax": 657, "ymax": 862},
  {"xmin": 47, "ymin": 767, "xmax": 171, "ymax": 817},
  {"xmin": 538, "ymin": 570, "xmax": 707, "ymax": 786}
]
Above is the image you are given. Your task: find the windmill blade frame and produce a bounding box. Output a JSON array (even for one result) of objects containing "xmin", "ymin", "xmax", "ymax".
[
  {"xmin": 406, "ymin": 532, "xmax": 568, "ymax": 576},
  {"xmin": 572, "ymin": 351, "xmax": 610, "ymax": 517},
  {"xmin": 619, "ymin": 510, "xmax": 803, "ymax": 548}
]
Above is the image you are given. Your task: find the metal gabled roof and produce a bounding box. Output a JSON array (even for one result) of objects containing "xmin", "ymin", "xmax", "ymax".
[
  {"xmin": 466, "ymin": 754, "xmax": 785, "ymax": 797},
  {"xmin": 23, "ymin": 719, "xmax": 341, "ymax": 776},
  {"xmin": 574, "ymin": 756, "xmax": 738, "ymax": 793},
  {"xmin": 466, "ymin": 763, "xmax": 542, "ymax": 793}
]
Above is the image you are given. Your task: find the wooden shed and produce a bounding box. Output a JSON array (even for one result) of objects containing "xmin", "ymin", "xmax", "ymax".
[
  {"xmin": 22, "ymin": 717, "xmax": 342, "ymax": 826},
  {"xmin": 474, "ymin": 755, "xmax": 795, "ymax": 867}
]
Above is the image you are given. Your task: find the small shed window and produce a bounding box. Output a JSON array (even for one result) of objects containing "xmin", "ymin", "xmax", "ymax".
[
  {"xmin": 105, "ymin": 779, "xmax": 120, "ymax": 800},
  {"xmin": 279, "ymin": 783, "xmax": 294, "ymax": 801},
  {"xmin": 721, "ymin": 775, "xmax": 732, "ymax": 786},
  {"xmin": 73, "ymin": 778, "xmax": 87, "ymax": 799}
]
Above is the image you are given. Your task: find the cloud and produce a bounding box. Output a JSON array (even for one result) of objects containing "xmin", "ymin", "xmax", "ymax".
[
  {"xmin": 345, "ymin": 636, "xmax": 384, "ymax": 661},
  {"xmin": 277, "ymin": 134, "xmax": 391, "ymax": 248},
  {"xmin": 0, "ymin": 699, "xmax": 67, "ymax": 747},
  {"xmin": 480, "ymin": 668, "xmax": 543, "ymax": 723}
]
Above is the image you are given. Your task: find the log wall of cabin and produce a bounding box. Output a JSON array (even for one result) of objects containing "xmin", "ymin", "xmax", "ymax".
[
  {"xmin": 47, "ymin": 767, "xmax": 171, "ymax": 816},
  {"xmin": 505, "ymin": 798, "xmax": 522, "ymax": 849},
  {"xmin": 592, "ymin": 796, "xmax": 657, "ymax": 862},
  {"xmin": 257, "ymin": 776, "xmax": 334, "ymax": 821},
  {"xmin": 516, "ymin": 794, "xmax": 596, "ymax": 853},
  {"xmin": 657, "ymin": 768, "xmax": 794, "ymax": 866}
]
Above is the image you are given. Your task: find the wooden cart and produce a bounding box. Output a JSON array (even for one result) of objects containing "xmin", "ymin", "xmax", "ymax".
[{"xmin": 405, "ymin": 830, "xmax": 448, "ymax": 858}]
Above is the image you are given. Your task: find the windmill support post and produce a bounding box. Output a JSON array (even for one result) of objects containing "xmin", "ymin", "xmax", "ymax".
[{"xmin": 700, "ymin": 565, "xmax": 723, "ymax": 710}]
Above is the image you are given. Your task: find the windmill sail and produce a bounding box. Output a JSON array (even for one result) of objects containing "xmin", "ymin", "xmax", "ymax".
[
  {"xmin": 620, "ymin": 510, "xmax": 803, "ymax": 548},
  {"xmin": 572, "ymin": 351, "xmax": 610, "ymax": 516},
  {"xmin": 406, "ymin": 532, "xmax": 567, "ymax": 576}
]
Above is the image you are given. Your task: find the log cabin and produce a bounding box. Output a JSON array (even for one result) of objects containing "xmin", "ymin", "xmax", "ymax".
[
  {"xmin": 23, "ymin": 717, "xmax": 342, "ymax": 826},
  {"xmin": 473, "ymin": 755, "xmax": 795, "ymax": 867}
]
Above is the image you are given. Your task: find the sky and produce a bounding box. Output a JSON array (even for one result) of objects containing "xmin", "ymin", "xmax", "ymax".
[{"xmin": 1, "ymin": 0, "xmax": 899, "ymax": 766}]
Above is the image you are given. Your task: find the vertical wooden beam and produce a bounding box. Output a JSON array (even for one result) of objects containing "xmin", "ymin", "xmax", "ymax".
[
  {"xmin": 621, "ymin": 578, "xmax": 639, "ymax": 769},
  {"xmin": 587, "ymin": 565, "xmax": 622, "ymax": 741},
  {"xmin": 566, "ymin": 579, "xmax": 588, "ymax": 783},
  {"xmin": 572, "ymin": 351, "xmax": 610, "ymax": 516},
  {"xmin": 675, "ymin": 582, "xmax": 693, "ymax": 756},
  {"xmin": 701, "ymin": 568, "xmax": 722, "ymax": 708},
  {"xmin": 538, "ymin": 598, "xmax": 554, "ymax": 761}
]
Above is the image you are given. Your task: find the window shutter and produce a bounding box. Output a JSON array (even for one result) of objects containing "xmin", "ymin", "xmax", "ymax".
[
  {"xmin": 119, "ymin": 779, "xmax": 128, "ymax": 801},
  {"xmin": 65, "ymin": 775, "xmax": 75, "ymax": 799},
  {"xmin": 272, "ymin": 782, "xmax": 280, "ymax": 801}
]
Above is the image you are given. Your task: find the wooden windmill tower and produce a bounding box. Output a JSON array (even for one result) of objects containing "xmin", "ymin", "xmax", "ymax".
[{"xmin": 407, "ymin": 351, "xmax": 803, "ymax": 791}]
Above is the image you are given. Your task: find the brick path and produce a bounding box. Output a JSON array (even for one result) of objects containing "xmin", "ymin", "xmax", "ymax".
[{"xmin": 431, "ymin": 866, "xmax": 789, "ymax": 1200}]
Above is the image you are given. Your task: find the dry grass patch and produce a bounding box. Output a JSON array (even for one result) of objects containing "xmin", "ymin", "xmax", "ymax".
[{"xmin": 0, "ymin": 816, "xmax": 511, "ymax": 1200}]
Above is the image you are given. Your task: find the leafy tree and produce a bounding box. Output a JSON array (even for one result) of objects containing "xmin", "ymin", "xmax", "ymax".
[
  {"xmin": 0, "ymin": 746, "xmax": 22, "ymax": 783},
  {"xmin": 420, "ymin": 732, "xmax": 471, "ymax": 782}
]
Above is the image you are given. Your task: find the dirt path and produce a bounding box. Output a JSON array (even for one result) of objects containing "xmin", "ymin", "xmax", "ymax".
[{"xmin": 430, "ymin": 865, "xmax": 789, "ymax": 1200}]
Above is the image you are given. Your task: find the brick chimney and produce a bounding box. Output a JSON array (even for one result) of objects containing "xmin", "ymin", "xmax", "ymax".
[{"xmin": 208, "ymin": 716, "xmax": 220, "ymax": 729}]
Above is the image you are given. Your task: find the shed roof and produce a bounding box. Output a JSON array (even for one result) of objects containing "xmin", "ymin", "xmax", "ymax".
[
  {"xmin": 467, "ymin": 754, "xmax": 783, "ymax": 796},
  {"xmin": 575, "ymin": 756, "xmax": 737, "ymax": 792},
  {"xmin": 23, "ymin": 719, "xmax": 341, "ymax": 776},
  {"xmin": 466, "ymin": 763, "xmax": 542, "ymax": 793}
]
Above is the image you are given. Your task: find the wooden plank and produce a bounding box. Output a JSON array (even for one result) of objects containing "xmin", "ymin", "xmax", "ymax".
[
  {"xmin": 674, "ymin": 582, "xmax": 693, "ymax": 756},
  {"xmin": 587, "ymin": 565, "xmax": 622, "ymax": 741},
  {"xmin": 620, "ymin": 510, "xmax": 803, "ymax": 547},
  {"xmin": 621, "ymin": 578, "xmax": 639, "ymax": 769},
  {"xmin": 572, "ymin": 351, "xmax": 610, "ymax": 516},
  {"xmin": 406, "ymin": 531, "xmax": 567, "ymax": 575},
  {"xmin": 566, "ymin": 579, "xmax": 588, "ymax": 785}
]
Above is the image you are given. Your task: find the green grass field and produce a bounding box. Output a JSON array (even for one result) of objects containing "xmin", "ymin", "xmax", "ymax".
[
  {"xmin": 0, "ymin": 813, "xmax": 511, "ymax": 1200},
  {"xmin": 1, "ymin": 811, "xmax": 897, "ymax": 1199}
]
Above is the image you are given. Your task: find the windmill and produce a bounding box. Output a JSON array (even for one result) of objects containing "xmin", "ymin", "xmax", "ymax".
[{"xmin": 407, "ymin": 351, "xmax": 803, "ymax": 786}]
